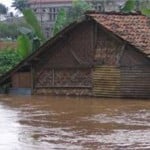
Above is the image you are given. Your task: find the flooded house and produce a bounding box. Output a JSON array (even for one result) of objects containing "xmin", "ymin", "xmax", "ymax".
[{"xmin": 0, "ymin": 12, "xmax": 150, "ymax": 98}]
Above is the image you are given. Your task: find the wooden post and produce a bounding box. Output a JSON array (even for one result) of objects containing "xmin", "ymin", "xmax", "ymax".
[
  {"xmin": 31, "ymin": 64, "xmax": 35, "ymax": 94},
  {"xmin": 52, "ymin": 69, "xmax": 55, "ymax": 86}
]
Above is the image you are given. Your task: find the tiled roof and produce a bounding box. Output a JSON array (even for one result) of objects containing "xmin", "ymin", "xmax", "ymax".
[{"xmin": 89, "ymin": 13, "xmax": 150, "ymax": 55}]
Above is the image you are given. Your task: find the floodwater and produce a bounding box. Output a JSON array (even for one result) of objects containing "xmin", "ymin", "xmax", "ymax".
[{"xmin": 0, "ymin": 95, "xmax": 150, "ymax": 150}]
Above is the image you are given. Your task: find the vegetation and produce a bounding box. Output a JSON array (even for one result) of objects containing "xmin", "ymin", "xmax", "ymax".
[
  {"xmin": 12, "ymin": 0, "xmax": 45, "ymax": 42},
  {"xmin": 68, "ymin": 0, "xmax": 92, "ymax": 22},
  {"xmin": 22, "ymin": 8, "xmax": 45, "ymax": 42},
  {"xmin": 12, "ymin": 0, "xmax": 28, "ymax": 11},
  {"xmin": 53, "ymin": 0, "xmax": 93, "ymax": 35},
  {"xmin": 12, "ymin": 0, "xmax": 46, "ymax": 58},
  {"xmin": 53, "ymin": 8, "xmax": 67, "ymax": 35},
  {"xmin": 0, "ymin": 0, "xmax": 45, "ymax": 75},
  {"xmin": 0, "ymin": 22, "xmax": 19, "ymax": 39},
  {"xmin": 121, "ymin": 0, "xmax": 150, "ymax": 16},
  {"xmin": 0, "ymin": 18, "xmax": 30, "ymax": 40},
  {"xmin": 0, "ymin": 48, "xmax": 22, "ymax": 74},
  {"xmin": 17, "ymin": 34, "xmax": 31, "ymax": 58},
  {"xmin": 0, "ymin": 3, "xmax": 8, "ymax": 20}
]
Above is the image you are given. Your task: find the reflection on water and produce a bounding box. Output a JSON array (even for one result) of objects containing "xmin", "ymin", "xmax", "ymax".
[{"xmin": 0, "ymin": 95, "xmax": 150, "ymax": 150}]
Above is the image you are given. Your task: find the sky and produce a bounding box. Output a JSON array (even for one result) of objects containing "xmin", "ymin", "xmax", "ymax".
[
  {"xmin": 0, "ymin": 0, "xmax": 16, "ymax": 13},
  {"xmin": 0, "ymin": 0, "xmax": 12, "ymax": 8}
]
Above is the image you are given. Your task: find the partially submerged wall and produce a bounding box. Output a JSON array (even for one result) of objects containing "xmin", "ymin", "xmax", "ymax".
[
  {"xmin": 34, "ymin": 69, "xmax": 92, "ymax": 96},
  {"xmin": 33, "ymin": 21, "xmax": 94, "ymax": 96},
  {"xmin": 93, "ymin": 25, "xmax": 150, "ymax": 98}
]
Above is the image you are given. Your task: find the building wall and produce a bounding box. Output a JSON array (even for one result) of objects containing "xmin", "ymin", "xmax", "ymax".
[
  {"xmin": 11, "ymin": 72, "xmax": 31, "ymax": 88},
  {"xmin": 33, "ymin": 21, "xmax": 94, "ymax": 95},
  {"xmin": 93, "ymin": 26, "xmax": 150, "ymax": 98},
  {"xmin": 120, "ymin": 47, "xmax": 150, "ymax": 98},
  {"xmin": 93, "ymin": 26, "xmax": 123, "ymax": 97},
  {"xmin": 94, "ymin": 26, "xmax": 123, "ymax": 65},
  {"xmin": 120, "ymin": 66, "xmax": 150, "ymax": 98}
]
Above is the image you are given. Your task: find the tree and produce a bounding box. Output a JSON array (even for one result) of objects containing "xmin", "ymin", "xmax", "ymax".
[
  {"xmin": 17, "ymin": 34, "xmax": 32, "ymax": 58},
  {"xmin": 53, "ymin": 0, "xmax": 93, "ymax": 35},
  {"xmin": 22, "ymin": 8, "xmax": 45, "ymax": 42},
  {"xmin": 12, "ymin": 0, "xmax": 45, "ymax": 42},
  {"xmin": 12, "ymin": 0, "xmax": 28, "ymax": 12},
  {"xmin": 92, "ymin": 0, "xmax": 117, "ymax": 12},
  {"xmin": 121, "ymin": 0, "xmax": 150, "ymax": 17},
  {"xmin": 0, "ymin": 3, "xmax": 8, "ymax": 20},
  {"xmin": 53, "ymin": 8, "xmax": 67, "ymax": 35},
  {"xmin": 12, "ymin": 0, "xmax": 46, "ymax": 58},
  {"xmin": 0, "ymin": 48, "xmax": 22, "ymax": 75},
  {"xmin": 0, "ymin": 15, "xmax": 31, "ymax": 40},
  {"xmin": 68, "ymin": 0, "xmax": 93, "ymax": 22}
]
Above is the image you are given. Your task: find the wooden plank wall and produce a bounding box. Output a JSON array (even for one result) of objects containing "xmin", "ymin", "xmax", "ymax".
[
  {"xmin": 120, "ymin": 66, "xmax": 150, "ymax": 98},
  {"xmin": 93, "ymin": 66, "xmax": 150, "ymax": 98},
  {"xmin": 12, "ymin": 72, "xmax": 31, "ymax": 88},
  {"xmin": 93, "ymin": 66, "xmax": 121, "ymax": 97}
]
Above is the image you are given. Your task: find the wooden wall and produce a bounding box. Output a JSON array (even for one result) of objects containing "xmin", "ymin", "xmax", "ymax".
[
  {"xmin": 12, "ymin": 72, "xmax": 31, "ymax": 88},
  {"xmin": 31, "ymin": 20, "xmax": 150, "ymax": 98},
  {"xmin": 120, "ymin": 46, "xmax": 150, "ymax": 98},
  {"xmin": 94, "ymin": 26, "xmax": 122, "ymax": 65},
  {"xmin": 34, "ymin": 21, "xmax": 94, "ymax": 71},
  {"xmin": 93, "ymin": 66, "xmax": 121, "ymax": 97},
  {"xmin": 35, "ymin": 68, "xmax": 92, "ymax": 88},
  {"xmin": 93, "ymin": 66, "xmax": 150, "ymax": 98},
  {"xmin": 93, "ymin": 25, "xmax": 150, "ymax": 98},
  {"xmin": 33, "ymin": 21, "xmax": 94, "ymax": 95},
  {"xmin": 120, "ymin": 66, "xmax": 150, "ymax": 98}
]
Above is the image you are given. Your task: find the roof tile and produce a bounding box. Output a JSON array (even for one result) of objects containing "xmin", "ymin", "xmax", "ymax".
[{"xmin": 89, "ymin": 13, "xmax": 150, "ymax": 55}]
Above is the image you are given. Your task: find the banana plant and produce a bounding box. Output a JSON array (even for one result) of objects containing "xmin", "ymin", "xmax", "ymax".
[{"xmin": 12, "ymin": 0, "xmax": 46, "ymax": 58}]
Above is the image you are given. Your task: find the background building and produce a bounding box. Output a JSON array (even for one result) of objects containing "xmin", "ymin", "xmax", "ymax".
[
  {"xmin": 28, "ymin": 0, "xmax": 73, "ymax": 37},
  {"xmin": 28, "ymin": 0, "xmax": 126, "ymax": 38}
]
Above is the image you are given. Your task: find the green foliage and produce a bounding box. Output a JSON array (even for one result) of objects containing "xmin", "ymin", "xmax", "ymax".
[
  {"xmin": 141, "ymin": 8, "xmax": 150, "ymax": 17},
  {"xmin": 22, "ymin": 8, "xmax": 46, "ymax": 42},
  {"xmin": 0, "ymin": 22, "xmax": 19, "ymax": 39},
  {"xmin": 0, "ymin": 49, "xmax": 22, "ymax": 74},
  {"xmin": 121, "ymin": 0, "xmax": 150, "ymax": 17},
  {"xmin": 53, "ymin": 8, "xmax": 67, "ymax": 35},
  {"xmin": 121, "ymin": 0, "xmax": 136, "ymax": 12},
  {"xmin": 17, "ymin": 34, "xmax": 32, "ymax": 58},
  {"xmin": 32, "ymin": 37, "xmax": 41, "ymax": 52},
  {"xmin": 69, "ymin": 0, "xmax": 92, "ymax": 22},
  {"xmin": 12, "ymin": 0, "xmax": 45, "ymax": 52},
  {"xmin": 0, "ymin": 17, "xmax": 31, "ymax": 40},
  {"xmin": 53, "ymin": 0, "xmax": 92, "ymax": 35}
]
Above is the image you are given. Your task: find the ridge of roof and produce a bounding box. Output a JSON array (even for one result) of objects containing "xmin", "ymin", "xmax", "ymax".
[{"xmin": 85, "ymin": 10, "xmax": 143, "ymax": 16}]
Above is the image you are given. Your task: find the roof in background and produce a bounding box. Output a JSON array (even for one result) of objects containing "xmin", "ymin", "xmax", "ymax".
[{"xmin": 88, "ymin": 12, "xmax": 150, "ymax": 55}]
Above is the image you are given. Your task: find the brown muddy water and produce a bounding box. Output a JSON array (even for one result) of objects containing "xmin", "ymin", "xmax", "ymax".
[{"xmin": 0, "ymin": 95, "xmax": 150, "ymax": 150}]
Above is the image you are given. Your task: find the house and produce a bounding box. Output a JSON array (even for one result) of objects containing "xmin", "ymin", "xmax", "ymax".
[
  {"xmin": 0, "ymin": 12, "xmax": 150, "ymax": 98},
  {"xmin": 28, "ymin": 0, "xmax": 125, "ymax": 37}
]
